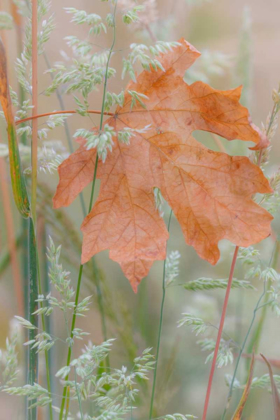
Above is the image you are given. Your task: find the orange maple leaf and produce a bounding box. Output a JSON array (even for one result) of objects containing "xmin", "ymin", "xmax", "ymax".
[{"xmin": 53, "ymin": 39, "xmax": 273, "ymax": 292}]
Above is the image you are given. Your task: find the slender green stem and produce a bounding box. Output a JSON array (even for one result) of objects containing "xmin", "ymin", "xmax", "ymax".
[
  {"xmin": 59, "ymin": 5, "xmax": 118, "ymax": 418},
  {"xmin": 245, "ymin": 241, "xmax": 280, "ymax": 370},
  {"xmin": 221, "ymin": 242, "xmax": 278, "ymax": 419},
  {"xmin": 29, "ymin": 2, "xmax": 53, "ymax": 419},
  {"xmin": 74, "ymin": 368, "xmax": 84, "ymax": 420},
  {"xmin": 36, "ymin": 247, "xmax": 53, "ymax": 420},
  {"xmin": 59, "ymin": 265, "xmax": 83, "ymax": 420},
  {"xmin": 27, "ymin": 218, "xmax": 38, "ymax": 420},
  {"xmin": 42, "ymin": 224, "xmax": 55, "ymax": 403},
  {"xmin": 149, "ymin": 210, "xmax": 173, "ymax": 420},
  {"xmin": 43, "ymin": 49, "xmax": 108, "ymax": 351},
  {"xmin": 221, "ymin": 282, "xmax": 267, "ymax": 420}
]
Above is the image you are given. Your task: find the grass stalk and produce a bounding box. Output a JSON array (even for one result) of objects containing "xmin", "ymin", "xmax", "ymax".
[
  {"xmin": 27, "ymin": 218, "xmax": 38, "ymax": 420},
  {"xmin": 41, "ymin": 221, "xmax": 55, "ymax": 404},
  {"xmin": 221, "ymin": 241, "xmax": 280, "ymax": 419},
  {"xmin": 149, "ymin": 210, "xmax": 173, "ymax": 420},
  {"xmin": 43, "ymin": 51, "xmax": 108, "ymax": 349},
  {"xmin": 245, "ymin": 240, "xmax": 280, "ymax": 364},
  {"xmin": 58, "ymin": 3, "xmax": 118, "ymax": 418},
  {"xmin": 221, "ymin": 280, "xmax": 268, "ymax": 420},
  {"xmin": 202, "ymin": 245, "xmax": 239, "ymax": 420},
  {"xmin": 30, "ymin": 3, "xmax": 53, "ymax": 418},
  {"xmin": 11, "ymin": 0, "xmax": 30, "ymax": 396}
]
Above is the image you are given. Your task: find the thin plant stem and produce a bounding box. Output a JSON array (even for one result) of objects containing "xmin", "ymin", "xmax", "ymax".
[
  {"xmin": 27, "ymin": 218, "xmax": 38, "ymax": 420},
  {"xmin": 42, "ymin": 51, "xmax": 108, "ymax": 349},
  {"xmin": 41, "ymin": 223, "xmax": 55, "ymax": 397},
  {"xmin": 31, "ymin": 0, "xmax": 38, "ymax": 224},
  {"xmin": 75, "ymin": 368, "xmax": 84, "ymax": 420},
  {"xmin": 221, "ymin": 241, "xmax": 279, "ymax": 419},
  {"xmin": 149, "ymin": 209, "xmax": 173, "ymax": 420},
  {"xmin": 11, "ymin": 0, "xmax": 30, "ymax": 397},
  {"xmin": 16, "ymin": 110, "xmax": 114, "ymax": 125},
  {"xmin": 59, "ymin": 264, "xmax": 84, "ymax": 420},
  {"xmin": 28, "ymin": 3, "xmax": 39, "ymax": 419},
  {"xmin": 31, "ymin": 2, "xmax": 53, "ymax": 418},
  {"xmin": 59, "ymin": 4, "xmax": 118, "ymax": 418},
  {"xmin": 202, "ymin": 245, "xmax": 239, "ymax": 420},
  {"xmin": 221, "ymin": 280, "xmax": 268, "ymax": 420},
  {"xmin": 245, "ymin": 240, "xmax": 280, "ymax": 366},
  {"xmin": 35, "ymin": 240, "xmax": 54, "ymax": 420}
]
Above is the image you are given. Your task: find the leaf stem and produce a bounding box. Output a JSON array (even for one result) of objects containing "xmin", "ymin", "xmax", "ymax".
[
  {"xmin": 149, "ymin": 210, "xmax": 173, "ymax": 419},
  {"xmin": 15, "ymin": 110, "xmax": 114, "ymax": 126},
  {"xmin": 202, "ymin": 245, "xmax": 239, "ymax": 420}
]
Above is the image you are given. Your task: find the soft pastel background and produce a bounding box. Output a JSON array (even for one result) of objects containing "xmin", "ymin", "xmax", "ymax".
[{"xmin": 0, "ymin": 0, "xmax": 280, "ymax": 418}]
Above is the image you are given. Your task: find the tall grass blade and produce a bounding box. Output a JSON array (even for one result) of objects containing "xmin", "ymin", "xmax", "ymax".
[{"xmin": 0, "ymin": 40, "xmax": 30, "ymax": 218}]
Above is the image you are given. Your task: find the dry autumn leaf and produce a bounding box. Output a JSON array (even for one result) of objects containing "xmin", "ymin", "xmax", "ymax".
[{"xmin": 53, "ymin": 39, "xmax": 273, "ymax": 292}]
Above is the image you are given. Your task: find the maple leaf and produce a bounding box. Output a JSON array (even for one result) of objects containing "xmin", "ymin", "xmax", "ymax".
[{"xmin": 53, "ymin": 39, "xmax": 273, "ymax": 292}]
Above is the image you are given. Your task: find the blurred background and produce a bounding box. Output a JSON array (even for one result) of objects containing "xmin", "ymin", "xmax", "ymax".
[{"xmin": 0, "ymin": 0, "xmax": 280, "ymax": 418}]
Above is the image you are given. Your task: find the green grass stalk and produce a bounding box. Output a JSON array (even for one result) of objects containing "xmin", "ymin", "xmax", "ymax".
[
  {"xmin": 43, "ymin": 51, "xmax": 108, "ymax": 348},
  {"xmin": 245, "ymin": 241, "xmax": 280, "ymax": 366},
  {"xmin": 222, "ymin": 241, "xmax": 279, "ymax": 418},
  {"xmin": 30, "ymin": 3, "xmax": 53, "ymax": 418},
  {"xmin": 221, "ymin": 280, "xmax": 268, "ymax": 419},
  {"xmin": 27, "ymin": 218, "xmax": 38, "ymax": 420},
  {"xmin": 149, "ymin": 210, "xmax": 173, "ymax": 420},
  {"xmin": 59, "ymin": 4, "xmax": 118, "ymax": 418}
]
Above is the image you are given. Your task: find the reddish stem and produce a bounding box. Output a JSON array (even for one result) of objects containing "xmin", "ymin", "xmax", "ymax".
[
  {"xmin": 15, "ymin": 110, "xmax": 114, "ymax": 125},
  {"xmin": 202, "ymin": 246, "xmax": 239, "ymax": 420},
  {"xmin": 31, "ymin": 0, "xmax": 38, "ymax": 221}
]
